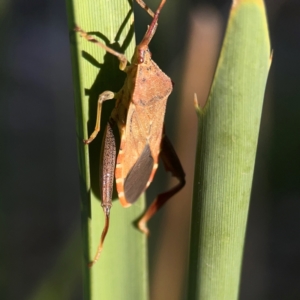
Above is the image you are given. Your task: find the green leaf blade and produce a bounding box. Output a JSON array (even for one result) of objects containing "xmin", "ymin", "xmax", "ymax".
[
  {"xmin": 66, "ymin": 1, "xmax": 148, "ymax": 299},
  {"xmin": 188, "ymin": 1, "xmax": 271, "ymax": 299}
]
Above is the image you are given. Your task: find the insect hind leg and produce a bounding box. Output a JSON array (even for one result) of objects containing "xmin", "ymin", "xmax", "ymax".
[{"xmin": 89, "ymin": 122, "xmax": 116, "ymax": 267}]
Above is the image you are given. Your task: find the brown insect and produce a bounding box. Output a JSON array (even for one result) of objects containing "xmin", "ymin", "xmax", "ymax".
[{"xmin": 75, "ymin": 0, "xmax": 185, "ymax": 267}]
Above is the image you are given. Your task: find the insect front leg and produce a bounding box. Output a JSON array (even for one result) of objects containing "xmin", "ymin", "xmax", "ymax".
[
  {"xmin": 138, "ymin": 134, "xmax": 186, "ymax": 235},
  {"xmin": 75, "ymin": 26, "xmax": 128, "ymax": 70},
  {"xmin": 84, "ymin": 91, "xmax": 115, "ymax": 144},
  {"xmin": 89, "ymin": 121, "xmax": 117, "ymax": 267}
]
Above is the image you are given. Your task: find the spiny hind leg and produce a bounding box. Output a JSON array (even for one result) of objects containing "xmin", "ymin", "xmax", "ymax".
[{"xmin": 89, "ymin": 122, "xmax": 116, "ymax": 267}]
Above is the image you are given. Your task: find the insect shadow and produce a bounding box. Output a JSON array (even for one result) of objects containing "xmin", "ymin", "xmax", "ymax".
[{"xmin": 80, "ymin": 9, "xmax": 135, "ymax": 208}]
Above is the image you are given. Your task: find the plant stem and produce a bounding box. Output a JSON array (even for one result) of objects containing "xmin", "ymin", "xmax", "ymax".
[{"xmin": 188, "ymin": 1, "xmax": 271, "ymax": 299}]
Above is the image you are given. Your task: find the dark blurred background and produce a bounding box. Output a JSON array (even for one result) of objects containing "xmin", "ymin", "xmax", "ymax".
[{"xmin": 1, "ymin": 0, "xmax": 300, "ymax": 299}]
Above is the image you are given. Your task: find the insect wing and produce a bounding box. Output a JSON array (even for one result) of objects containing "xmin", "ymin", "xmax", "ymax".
[{"xmin": 124, "ymin": 144, "xmax": 154, "ymax": 203}]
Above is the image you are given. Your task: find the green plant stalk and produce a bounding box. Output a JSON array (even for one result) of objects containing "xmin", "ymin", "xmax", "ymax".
[
  {"xmin": 188, "ymin": 0, "xmax": 271, "ymax": 299},
  {"xmin": 65, "ymin": 1, "xmax": 148, "ymax": 299}
]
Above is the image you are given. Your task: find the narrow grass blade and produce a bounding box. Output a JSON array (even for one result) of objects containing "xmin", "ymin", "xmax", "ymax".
[
  {"xmin": 65, "ymin": 1, "xmax": 148, "ymax": 299},
  {"xmin": 188, "ymin": 0, "xmax": 271, "ymax": 299}
]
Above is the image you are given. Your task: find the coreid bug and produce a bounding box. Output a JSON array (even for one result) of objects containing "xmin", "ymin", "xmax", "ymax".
[{"xmin": 75, "ymin": 0, "xmax": 185, "ymax": 267}]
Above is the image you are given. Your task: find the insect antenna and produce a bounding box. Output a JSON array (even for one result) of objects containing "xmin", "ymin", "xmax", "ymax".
[{"xmin": 138, "ymin": 0, "xmax": 166, "ymax": 61}]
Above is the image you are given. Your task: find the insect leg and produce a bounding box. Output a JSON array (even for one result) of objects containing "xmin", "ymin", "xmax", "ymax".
[
  {"xmin": 135, "ymin": 0, "xmax": 155, "ymax": 18},
  {"xmin": 89, "ymin": 121, "xmax": 116, "ymax": 267},
  {"xmin": 75, "ymin": 26, "xmax": 128, "ymax": 70},
  {"xmin": 138, "ymin": 134, "xmax": 186, "ymax": 235},
  {"xmin": 84, "ymin": 91, "xmax": 115, "ymax": 144}
]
